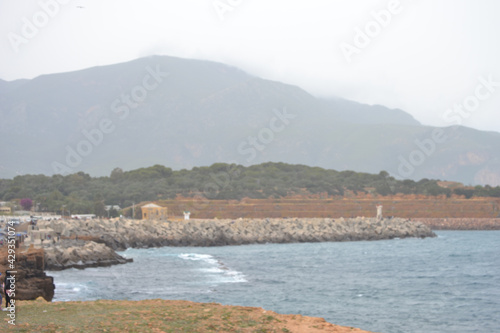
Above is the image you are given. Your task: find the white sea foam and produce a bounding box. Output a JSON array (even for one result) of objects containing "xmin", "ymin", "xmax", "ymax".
[
  {"xmin": 202, "ymin": 267, "xmax": 225, "ymax": 274},
  {"xmin": 179, "ymin": 253, "xmax": 247, "ymax": 283},
  {"xmin": 179, "ymin": 253, "xmax": 218, "ymax": 265},
  {"xmin": 51, "ymin": 282, "xmax": 89, "ymax": 301}
]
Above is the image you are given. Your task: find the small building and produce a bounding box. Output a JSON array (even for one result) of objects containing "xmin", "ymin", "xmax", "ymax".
[
  {"xmin": 141, "ymin": 203, "xmax": 168, "ymax": 220},
  {"xmin": 183, "ymin": 211, "xmax": 191, "ymax": 220},
  {"xmin": 28, "ymin": 228, "xmax": 57, "ymax": 245},
  {"xmin": 0, "ymin": 207, "xmax": 11, "ymax": 214}
]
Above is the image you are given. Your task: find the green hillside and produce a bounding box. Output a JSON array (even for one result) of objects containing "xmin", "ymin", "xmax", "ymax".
[{"xmin": 1, "ymin": 162, "xmax": 499, "ymax": 216}]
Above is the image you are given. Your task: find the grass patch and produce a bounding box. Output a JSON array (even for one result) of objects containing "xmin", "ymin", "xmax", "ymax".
[{"xmin": 4, "ymin": 299, "xmax": 370, "ymax": 332}]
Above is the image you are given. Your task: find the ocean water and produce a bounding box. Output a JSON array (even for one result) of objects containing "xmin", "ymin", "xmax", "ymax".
[{"xmin": 47, "ymin": 231, "xmax": 500, "ymax": 333}]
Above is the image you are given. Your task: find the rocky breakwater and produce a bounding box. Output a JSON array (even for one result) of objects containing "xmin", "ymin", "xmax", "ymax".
[
  {"xmin": 160, "ymin": 217, "xmax": 436, "ymax": 246},
  {"xmin": 37, "ymin": 217, "xmax": 435, "ymax": 250},
  {"xmin": 417, "ymin": 218, "xmax": 500, "ymax": 230},
  {"xmin": 43, "ymin": 240, "xmax": 133, "ymax": 270},
  {"xmin": 0, "ymin": 246, "xmax": 55, "ymax": 301}
]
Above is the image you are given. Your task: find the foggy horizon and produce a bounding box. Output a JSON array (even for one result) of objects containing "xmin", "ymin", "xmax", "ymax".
[{"xmin": 1, "ymin": 0, "xmax": 500, "ymax": 133}]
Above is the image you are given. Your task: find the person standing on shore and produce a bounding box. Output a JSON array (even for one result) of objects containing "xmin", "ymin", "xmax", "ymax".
[
  {"xmin": 0, "ymin": 272, "xmax": 3, "ymax": 311},
  {"xmin": 4, "ymin": 271, "xmax": 12, "ymax": 309}
]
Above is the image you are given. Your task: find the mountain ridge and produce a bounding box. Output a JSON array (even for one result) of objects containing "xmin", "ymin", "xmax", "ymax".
[{"xmin": 1, "ymin": 55, "xmax": 499, "ymax": 185}]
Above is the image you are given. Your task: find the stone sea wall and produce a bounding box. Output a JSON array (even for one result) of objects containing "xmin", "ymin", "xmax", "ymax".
[
  {"xmin": 37, "ymin": 217, "xmax": 436, "ymax": 251},
  {"xmin": 418, "ymin": 218, "xmax": 500, "ymax": 230}
]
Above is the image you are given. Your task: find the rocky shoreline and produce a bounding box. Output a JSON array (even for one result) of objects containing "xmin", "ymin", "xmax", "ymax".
[{"xmin": 43, "ymin": 240, "xmax": 133, "ymax": 271}]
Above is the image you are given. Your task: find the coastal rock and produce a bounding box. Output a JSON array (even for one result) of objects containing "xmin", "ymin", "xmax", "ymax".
[
  {"xmin": 0, "ymin": 246, "xmax": 55, "ymax": 301},
  {"xmin": 44, "ymin": 240, "xmax": 133, "ymax": 270}
]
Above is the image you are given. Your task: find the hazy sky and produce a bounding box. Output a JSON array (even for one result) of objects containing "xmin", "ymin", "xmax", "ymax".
[{"xmin": 1, "ymin": 0, "xmax": 499, "ymax": 132}]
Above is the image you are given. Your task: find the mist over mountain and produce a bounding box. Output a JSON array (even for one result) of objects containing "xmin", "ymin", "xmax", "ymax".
[{"xmin": 1, "ymin": 55, "xmax": 499, "ymax": 185}]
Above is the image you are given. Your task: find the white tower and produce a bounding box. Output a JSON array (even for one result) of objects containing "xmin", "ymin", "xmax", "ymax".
[{"xmin": 376, "ymin": 205, "xmax": 383, "ymax": 220}]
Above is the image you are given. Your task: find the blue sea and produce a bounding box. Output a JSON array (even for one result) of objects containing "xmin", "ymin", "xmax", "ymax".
[{"xmin": 48, "ymin": 231, "xmax": 500, "ymax": 333}]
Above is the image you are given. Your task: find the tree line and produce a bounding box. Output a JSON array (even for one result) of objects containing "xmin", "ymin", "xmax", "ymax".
[{"xmin": 0, "ymin": 162, "xmax": 499, "ymax": 216}]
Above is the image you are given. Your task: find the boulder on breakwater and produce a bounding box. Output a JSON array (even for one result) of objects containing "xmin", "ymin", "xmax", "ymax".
[{"xmin": 37, "ymin": 217, "xmax": 436, "ymax": 251}]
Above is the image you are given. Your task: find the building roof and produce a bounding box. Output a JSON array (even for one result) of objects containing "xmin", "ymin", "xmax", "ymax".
[{"xmin": 141, "ymin": 203, "xmax": 164, "ymax": 209}]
